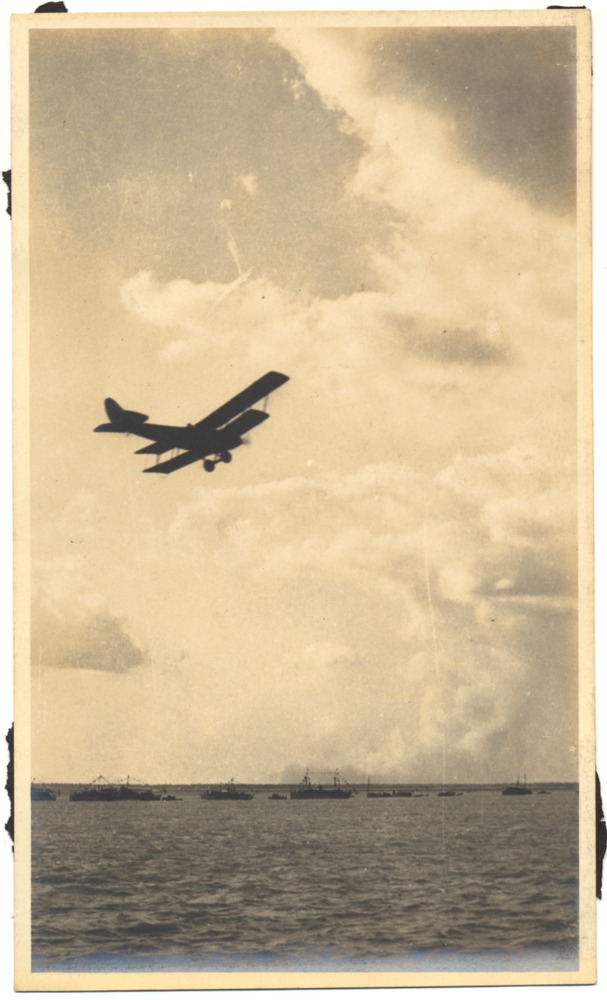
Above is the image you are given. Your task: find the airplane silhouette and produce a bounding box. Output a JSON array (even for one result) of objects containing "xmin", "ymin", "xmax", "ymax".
[{"xmin": 94, "ymin": 371, "xmax": 289, "ymax": 474}]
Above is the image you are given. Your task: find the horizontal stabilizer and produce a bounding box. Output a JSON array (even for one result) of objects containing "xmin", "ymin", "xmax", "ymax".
[{"xmin": 94, "ymin": 422, "xmax": 121, "ymax": 433}]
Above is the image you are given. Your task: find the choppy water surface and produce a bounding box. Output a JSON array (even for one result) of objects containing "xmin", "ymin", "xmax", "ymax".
[{"xmin": 31, "ymin": 787, "xmax": 578, "ymax": 973}]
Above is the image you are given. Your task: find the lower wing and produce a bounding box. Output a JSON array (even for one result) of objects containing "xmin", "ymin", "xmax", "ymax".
[{"xmin": 143, "ymin": 450, "xmax": 202, "ymax": 475}]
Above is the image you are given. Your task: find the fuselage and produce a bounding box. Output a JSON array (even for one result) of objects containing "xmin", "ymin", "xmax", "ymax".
[{"xmin": 96, "ymin": 417, "xmax": 243, "ymax": 456}]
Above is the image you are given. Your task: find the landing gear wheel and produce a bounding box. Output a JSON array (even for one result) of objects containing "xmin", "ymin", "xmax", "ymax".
[
  {"xmin": 219, "ymin": 451, "xmax": 233, "ymax": 464},
  {"xmin": 203, "ymin": 459, "xmax": 216, "ymax": 473}
]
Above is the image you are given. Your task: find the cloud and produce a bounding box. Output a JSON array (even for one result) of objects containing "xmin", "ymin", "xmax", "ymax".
[
  {"xmin": 32, "ymin": 525, "xmax": 147, "ymax": 674},
  {"xmin": 237, "ymin": 172, "xmax": 258, "ymax": 198},
  {"xmin": 61, "ymin": 612, "xmax": 145, "ymax": 673},
  {"xmin": 54, "ymin": 490, "xmax": 98, "ymax": 540},
  {"xmin": 385, "ymin": 313, "xmax": 510, "ymax": 367},
  {"xmin": 33, "ymin": 554, "xmax": 106, "ymax": 622},
  {"xmin": 29, "ymin": 28, "xmax": 582, "ymax": 785},
  {"xmin": 32, "ymin": 601, "xmax": 146, "ymax": 674},
  {"xmin": 272, "ymin": 28, "xmax": 575, "ymax": 352},
  {"xmin": 120, "ymin": 269, "xmax": 259, "ymax": 336},
  {"xmin": 365, "ymin": 28, "xmax": 577, "ymax": 212},
  {"xmin": 116, "ymin": 26, "xmax": 575, "ymax": 475},
  {"xmin": 116, "ymin": 263, "xmax": 527, "ymax": 488},
  {"xmin": 282, "ymin": 70, "xmax": 308, "ymax": 103},
  {"xmin": 156, "ymin": 442, "xmax": 577, "ymax": 779},
  {"xmin": 169, "ymin": 444, "xmax": 575, "ymax": 604},
  {"xmin": 114, "ymin": 32, "xmax": 576, "ymax": 506},
  {"xmin": 29, "ymin": 450, "xmax": 577, "ymax": 781}
]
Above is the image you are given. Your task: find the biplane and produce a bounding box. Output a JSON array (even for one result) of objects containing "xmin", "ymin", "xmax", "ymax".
[{"xmin": 94, "ymin": 371, "xmax": 289, "ymax": 474}]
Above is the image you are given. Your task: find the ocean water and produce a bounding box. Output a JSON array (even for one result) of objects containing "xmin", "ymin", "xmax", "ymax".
[{"xmin": 31, "ymin": 786, "xmax": 579, "ymax": 973}]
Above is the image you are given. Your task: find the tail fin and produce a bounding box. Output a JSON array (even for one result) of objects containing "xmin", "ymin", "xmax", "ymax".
[
  {"xmin": 94, "ymin": 398, "xmax": 149, "ymax": 432},
  {"xmin": 104, "ymin": 398, "xmax": 123, "ymax": 422},
  {"xmin": 104, "ymin": 398, "xmax": 149, "ymax": 423}
]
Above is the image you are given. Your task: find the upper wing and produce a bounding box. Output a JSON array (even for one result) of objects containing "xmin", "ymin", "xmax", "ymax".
[
  {"xmin": 143, "ymin": 450, "xmax": 202, "ymax": 475},
  {"xmin": 194, "ymin": 371, "xmax": 289, "ymax": 432}
]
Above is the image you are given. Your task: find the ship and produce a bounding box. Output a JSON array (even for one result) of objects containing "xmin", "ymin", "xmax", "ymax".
[
  {"xmin": 366, "ymin": 777, "xmax": 412, "ymax": 798},
  {"xmin": 290, "ymin": 769, "xmax": 355, "ymax": 800},
  {"xmin": 201, "ymin": 778, "xmax": 253, "ymax": 801},
  {"xmin": 69, "ymin": 775, "xmax": 161, "ymax": 802},
  {"xmin": 502, "ymin": 775, "xmax": 532, "ymax": 796},
  {"xmin": 31, "ymin": 784, "xmax": 57, "ymax": 802}
]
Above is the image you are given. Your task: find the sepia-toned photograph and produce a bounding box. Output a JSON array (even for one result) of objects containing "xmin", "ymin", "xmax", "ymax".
[{"xmin": 11, "ymin": 6, "xmax": 595, "ymax": 991}]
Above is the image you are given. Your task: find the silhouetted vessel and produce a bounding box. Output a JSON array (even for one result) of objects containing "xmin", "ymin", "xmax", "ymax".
[
  {"xmin": 502, "ymin": 776, "xmax": 532, "ymax": 796},
  {"xmin": 366, "ymin": 777, "xmax": 412, "ymax": 798},
  {"xmin": 202, "ymin": 779, "xmax": 253, "ymax": 801},
  {"xmin": 70, "ymin": 776, "xmax": 160, "ymax": 801},
  {"xmin": 31, "ymin": 784, "xmax": 57, "ymax": 801},
  {"xmin": 268, "ymin": 793, "xmax": 287, "ymax": 800},
  {"xmin": 367, "ymin": 776, "xmax": 390, "ymax": 798},
  {"xmin": 290, "ymin": 769, "xmax": 354, "ymax": 800}
]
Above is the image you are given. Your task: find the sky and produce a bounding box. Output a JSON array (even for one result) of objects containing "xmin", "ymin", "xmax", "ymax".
[{"xmin": 26, "ymin": 17, "xmax": 585, "ymax": 785}]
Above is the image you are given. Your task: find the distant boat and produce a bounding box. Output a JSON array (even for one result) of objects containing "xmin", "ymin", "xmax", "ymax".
[
  {"xmin": 366, "ymin": 777, "xmax": 392, "ymax": 798},
  {"xmin": 437, "ymin": 789, "xmax": 463, "ymax": 797},
  {"xmin": 290, "ymin": 769, "xmax": 355, "ymax": 800},
  {"xmin": 31, "ymin": 784, "xmax": 57, "ymax": 802},
  {"xmin": 502, "ymin": 776, "xmax": 532, "ymax": 796},
  {"xmin": 366, "ymin": 777, "xmax": 412, "ymax": 798},
  {"xmin": 268, "ymin": 793, "xmax": 287, "ymax": 800},
  {"xmin": 201, "ymin": 779, "xmax": 253, "ymax": 801},
  {"xmin": 69, "ymin": 775, "xmax": 161, "ymax": 802}
]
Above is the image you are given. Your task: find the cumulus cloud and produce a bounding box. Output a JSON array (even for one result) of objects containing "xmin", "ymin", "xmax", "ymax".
[
  {"xmin": 272, "ymin": 28, "xmax": 575, "ymax": 366},
  {"xmin": 169, "ymin": 445, "xmax": 575, "ymax": 604},
  {"xmin": 29, "ymin": 456, "xmax": 577, "ymax": 781},
  {"xmin": 116, "ymin": 30, "xmax": 575, "ymax": 472},
  {"xmin": 32, "ymin": 513, "xmax": 147, "ymax": 674},
  {"xmin": 156, "ymin": 443, "xmax": 577, "ymax": 779},
  {"xmin": 32, "ymin": 599, "xmax": 146, "ymax": 675},
  {"xmin": 29, "ymin": 27, "xmax": 582, "ymax": 784},
  {"xmin": 33, "ymin": 554, "xmax": 106, "ymax": 622},
  {"xmin": 61, "ymin": 612, "xmax": 145, "ymax": 673},
  {"xmin": 385, "ymin": 313, "xmax": 511, "ymax": 367},
  {"xmin": 120, "ymin": 269, "xmax": 258, "ymax": 336}
]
